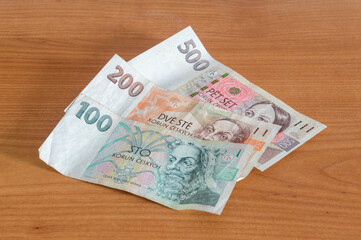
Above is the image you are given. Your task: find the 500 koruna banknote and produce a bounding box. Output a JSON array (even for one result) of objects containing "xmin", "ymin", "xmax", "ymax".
[{"xmin": 129, "ymin": 26, "xmax": 326, "ymax": 171}]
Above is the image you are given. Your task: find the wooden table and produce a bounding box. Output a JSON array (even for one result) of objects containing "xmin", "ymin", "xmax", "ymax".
[{"xmin": 1, "ymin": 1, "xmax": 360, "ymax": 239}]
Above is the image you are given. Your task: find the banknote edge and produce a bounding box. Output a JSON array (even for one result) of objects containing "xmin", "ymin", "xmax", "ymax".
[{"xmin": 256, "ymin": 123, "xmax": 327, "ymax": 171}]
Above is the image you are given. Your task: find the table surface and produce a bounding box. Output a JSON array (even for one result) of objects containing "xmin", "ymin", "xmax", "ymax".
[{"xmin": 1, "ymin": 0, "xmax": 360, "ymax": 239}]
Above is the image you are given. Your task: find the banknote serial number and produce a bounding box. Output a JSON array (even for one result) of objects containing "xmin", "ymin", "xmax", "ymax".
[
  {"xmin": 107, "ymin": 65, "xmax": 144, "ymax": 97},
  {"xmin": 75, "ymin": 101, "xmax": 113, "ymax": 132},
  {"xmin": 177, "ymin": 39, "xmax": 210, "ymax": 71}
]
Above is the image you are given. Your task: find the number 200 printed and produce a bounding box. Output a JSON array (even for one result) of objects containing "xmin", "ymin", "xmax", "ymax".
[{"xmin": 107, "ymin": 65, "xmax": 144, "ymax": 97}]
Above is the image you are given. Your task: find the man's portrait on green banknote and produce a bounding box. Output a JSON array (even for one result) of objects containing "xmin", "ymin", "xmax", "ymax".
[{"xmin": 156, "ymin": 141, "xmax": 221, "ymax": 206}]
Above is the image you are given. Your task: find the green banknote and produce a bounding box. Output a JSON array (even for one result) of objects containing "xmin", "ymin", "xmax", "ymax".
[{"xmin": 45, "ymin": 94, "xmax": 255, "ymax": 214}]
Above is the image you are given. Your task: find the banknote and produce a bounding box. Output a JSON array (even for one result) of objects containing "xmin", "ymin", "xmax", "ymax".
[
  {"xmin": 128, "ymin": 26, "xmax": 326, "ymax": 171},
  {"xmin": 40, "ymin": 54, "xmax": 280, "ymax": 181},
  {"xmin": 82, "ymin": 115, "xmax": 255, "ymax": 214},
  {"xmin": 42, "ymin": 94, "xmax": 253, "ymax": 214}
]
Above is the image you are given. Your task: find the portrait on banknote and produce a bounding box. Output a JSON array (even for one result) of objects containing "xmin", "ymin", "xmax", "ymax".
[
  {"xmin": 193, "ymin": 118, "xmax": 250, "ymax": 143},
  {"xmin": 245, "ymin": 101, "xmax": 291, "ymax": 132},
  {"xmin": 157, "ymin": 140, "xmax": 221, "ymax": 206}
]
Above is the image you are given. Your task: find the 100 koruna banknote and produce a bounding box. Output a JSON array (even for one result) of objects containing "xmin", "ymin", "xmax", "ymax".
[
  {"xmin": 129, "ymin": 26, "xmax": 326, "ymax": 171},
  {"xmin": 45, "ymin": 94, "xmax": 254, "ymax": 214}
]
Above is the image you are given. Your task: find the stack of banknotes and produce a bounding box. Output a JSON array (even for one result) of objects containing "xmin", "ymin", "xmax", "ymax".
[{"xmin": 39, "ymin": 26, "xmax": 326, "ymax": 215}]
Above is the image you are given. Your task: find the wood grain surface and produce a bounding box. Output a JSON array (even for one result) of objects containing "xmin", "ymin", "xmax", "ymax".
[{"xmin": 0, "ymin": 0, "xmax": 360, "ymax": 239}]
